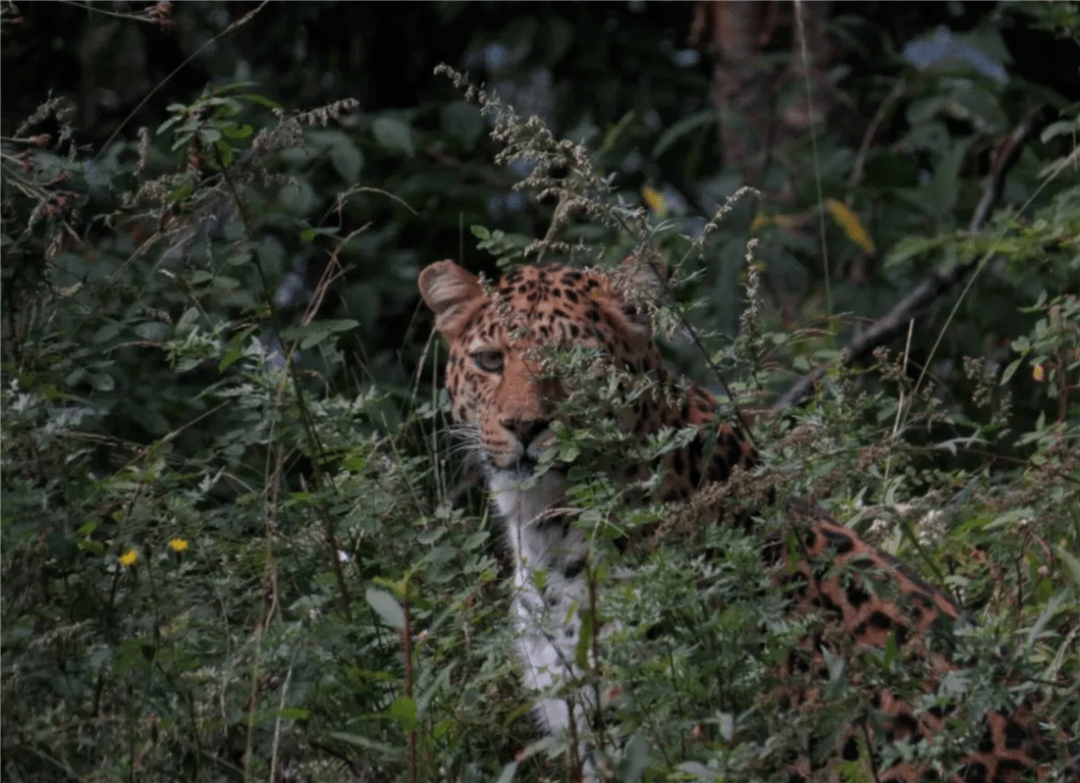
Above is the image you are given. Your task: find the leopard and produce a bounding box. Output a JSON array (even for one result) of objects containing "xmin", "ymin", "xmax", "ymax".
[{"xmin": 418, "ymin": 257, "xmax": 1075, "ymax": 782}]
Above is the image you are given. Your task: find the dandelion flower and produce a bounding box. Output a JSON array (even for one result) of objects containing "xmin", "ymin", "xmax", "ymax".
[
  {"xmin": 168, "ymin": 538, "xmax": 189, "ymax": 553},
  {"xmin": 119, "ymin": 549, "xmax": 138, "ymax": 567}
]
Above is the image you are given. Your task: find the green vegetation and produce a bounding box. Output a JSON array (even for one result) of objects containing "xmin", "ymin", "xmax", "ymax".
[{"xmin": 2, "ymin": 3, "xmax": 1078, "ymax": 781}]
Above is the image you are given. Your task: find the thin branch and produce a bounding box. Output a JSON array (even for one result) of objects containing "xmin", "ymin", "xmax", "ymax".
[
  {"xmin": 773, "ymin": 105, "xmax": 1050, "ymax": 411},
  {"xmin": 402, "ymin": 582, "xmax": 417, "ymax": 783}
]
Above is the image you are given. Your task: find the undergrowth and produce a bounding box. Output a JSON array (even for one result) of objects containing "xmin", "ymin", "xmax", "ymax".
[{"xmin": 3, "ymin": 23, "xmax": 1080, "ymax": 783}]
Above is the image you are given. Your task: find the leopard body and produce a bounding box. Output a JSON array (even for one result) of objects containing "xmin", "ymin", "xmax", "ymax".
[{"xmin": 418, "ymin": 258, "xmax": 1071, "ymax": 782}]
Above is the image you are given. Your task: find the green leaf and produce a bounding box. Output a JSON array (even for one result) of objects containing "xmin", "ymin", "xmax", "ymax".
[
  {"xmin": 219, "ymin": 325, "xmax": 258, "ymax": 371},
  {"xmin": 1026, "ymin": 590, "xmax": 1068, "ymax": 648},
  {"xmin": 906, "ymin": 96, "xmax": 945, "ymax": 126},
  {"xmin": 821, "ymin": 647, "xmax": 845, "ymax": 684},
  {"xmin": 952, "ymin": 86, "xmax": 1005, "ymax": 131},
  {"xmin": 601, "ymin": 111, "xmax": 635, "ymax": 154},
  {"xmin": 323, "ymin": 732, "xmax": 399, "ymax": 757},
  {"xmin": 226, "ymin": 249, "xmax": 252, "ymax": 267},
  {"xmin": 559, "ymin": 442, "xmax": 580, "ymax": 462},
  {"xmin": 923, "ymin": 140, "xmax": 968, "ymax": 216},
  {"xmin": 171, "ymin": 131, "xmax": 194, "ymax": 151},
  {"xmin": 365, "ymin": 587, "xmax": 405, "ymax": 629},
  {"xmin": 884, "ymin": 235, "xmax": 946, "ymax": 269},
  {"xmin": 278, "ymin": 179, "xmax": 316, "ymax": 216},
  {"xmin": 883, "ymin": 629, "xmax": 898, "ymax": 666},
  {"xmin": 135, "ymin": 321, "xmax": 169, "ymax": 341},
  {"xmin": 321, "ymin": 319, "xmax": 360, "ymax": 333},
  {"xmin": 275, "ymin": 707, "xmax": 310, "ymax": 720},
  {"xmin": 77, "ymin": 538, "xmax": 105, "ymax": 556},
  {"xmin": 388, "ymin": 696, "xmax": 417, "ymax": 730},
  {"xmin": 330, "ymin": 141, "xmax": 364, "ymax": 182},
  {"xmin": 1057, "ymin": 546, "xmax": 1080, "ymax": 592},
  {"xmin": 211, "ymin": 276, "xmax": 240, "ymax": 290},
  {"xmin": 1000, "ymin": 358, "xmax": 1022, "ymax": 385},
  {"xmin": 416, "ymin": 528, "xmax": 444, "ymax": 545},
  {"xmin": 215, "ymin": 138, "xmax": 234, "ymax": 167},
  {"xmin": 372, "ymin": 116, "xmax": 415, "ymax": 157},
  {"xmin": 1041, "ymin": 117, "xmax": 1080, "ymax": 143},
  {"xmin": 156, "ymin": 115, "xmax": 182, "ymax": 136},
  {"xmin": 211, "ymin": 97, "xmax": 244, "ymax": 117},
  {"xmin": 653, "ymin": 110, "xmax": 713, "ymax": 158},
  {"xmin": 170, "ymin": 181, "xmax": 195, "ymax": 203},
  {"xmin": 462, "ymin": 531, "xmax": 488, "ymax": 551},
  {"xmin": 93, "ymin": 321, "xmax": 123, "ymax": 343},
  {"xmin": 221, "ymin": 123, "xmax": 254, "ymax": 140},
  {"xmin": 986, "ymin": 508, "xmax": 1034, "ymax": 530},
  {"xmin": 620, "ymin": 732, "xmax": 649, "ymax": 783},
  {"xmin": 231, "ymin": 92, "xmax": 283, "ymax": 110}
]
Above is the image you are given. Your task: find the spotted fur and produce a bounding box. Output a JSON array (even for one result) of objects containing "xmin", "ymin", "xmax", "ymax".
[{"xmin": 418, "ymin": 258, "xmax": 1072, "ymax": 782}]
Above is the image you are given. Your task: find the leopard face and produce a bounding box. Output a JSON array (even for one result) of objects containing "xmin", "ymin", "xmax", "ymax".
[{"xmin": 420, "ymin": 259, "xmax": 676, "ymax": 476}]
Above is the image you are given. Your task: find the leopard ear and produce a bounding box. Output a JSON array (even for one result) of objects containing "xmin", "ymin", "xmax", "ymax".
[
  {"xmin": 616, "ymin": 253, "xmax": 669, "ymax": 332},
  {"xmin": 418, "ymin": 260, "xmax": 485, "ymax": 336},
  {"xmin": 620, "ymin": 253, "xmax": 668, "ymax": 300}
]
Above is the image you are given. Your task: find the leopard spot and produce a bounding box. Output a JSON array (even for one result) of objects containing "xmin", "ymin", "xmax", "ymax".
[
  {"xmin": 958, "ymin": 762, "xmax": 987, "ymax": 783},
  {"xmin": 1004, "ymin": 720, "xmax": 1029, "ymax": 750},
  {"xmin": 822, "ymin": 528, "xmax": 854, "ymax": 554},
  {"xmin": 563, "ymin": 559, "xmax": 584, "ymax": 579},
  {"xmin": 994, "ymin": 758, "xmax": 1029, "ymax": 774},
  {"xmin": 845, "ymin": 583, "xmax": 871, "ymax": 609}
]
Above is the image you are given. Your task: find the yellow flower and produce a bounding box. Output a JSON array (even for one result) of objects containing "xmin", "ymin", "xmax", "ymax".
[
  {"xmin": 1033, "ymin": 364, "xmax": 1045, "ymax": 383},
  {"xmin": 168, "ymin": 538, "xmax": 189, "ymax": 553},
  {"xmin": 119, "ymin": 549, "xmax": 138, "ymax": 567}
]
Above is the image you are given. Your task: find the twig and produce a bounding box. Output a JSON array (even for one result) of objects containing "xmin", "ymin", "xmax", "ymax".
[
  {"xmin": 403, "ymin": 582, "xmax": 417, "ymax": 783},
  {"xmin": 772, "ymin": 105, "xmax": 1049, "ymax": 411}
]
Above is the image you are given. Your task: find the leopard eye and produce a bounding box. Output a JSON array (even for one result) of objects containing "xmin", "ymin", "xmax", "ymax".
[{"xmin": 472, "ymin": 350, "xmax": 504, "ymax": 372}]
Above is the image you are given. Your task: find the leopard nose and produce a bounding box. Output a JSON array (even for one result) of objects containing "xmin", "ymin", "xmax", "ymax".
[{"xmin": 501, "ymin": 418, "xmax": 549, "ymax": 448}]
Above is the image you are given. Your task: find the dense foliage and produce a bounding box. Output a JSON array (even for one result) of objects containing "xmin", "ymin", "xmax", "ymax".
[{"xmin": 2, "ymin": 2, "xmax": 1078, "ymax": 781}]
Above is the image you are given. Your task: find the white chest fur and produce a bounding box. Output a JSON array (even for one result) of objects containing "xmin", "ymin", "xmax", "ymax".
[{"xmin": 485, "ymin": 469, "xmax": 598, "ymax": 741}]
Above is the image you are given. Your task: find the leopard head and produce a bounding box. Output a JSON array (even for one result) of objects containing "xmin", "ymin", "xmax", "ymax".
[{"xmin": 418, "ymin": 258, "xmax": 669, "ymax": 482}]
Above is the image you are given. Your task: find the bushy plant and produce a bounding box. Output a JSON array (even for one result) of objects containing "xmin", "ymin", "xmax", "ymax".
[{"xmin": 3, "ymin": 7, "xmax": 1078, "ymax": 783}]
